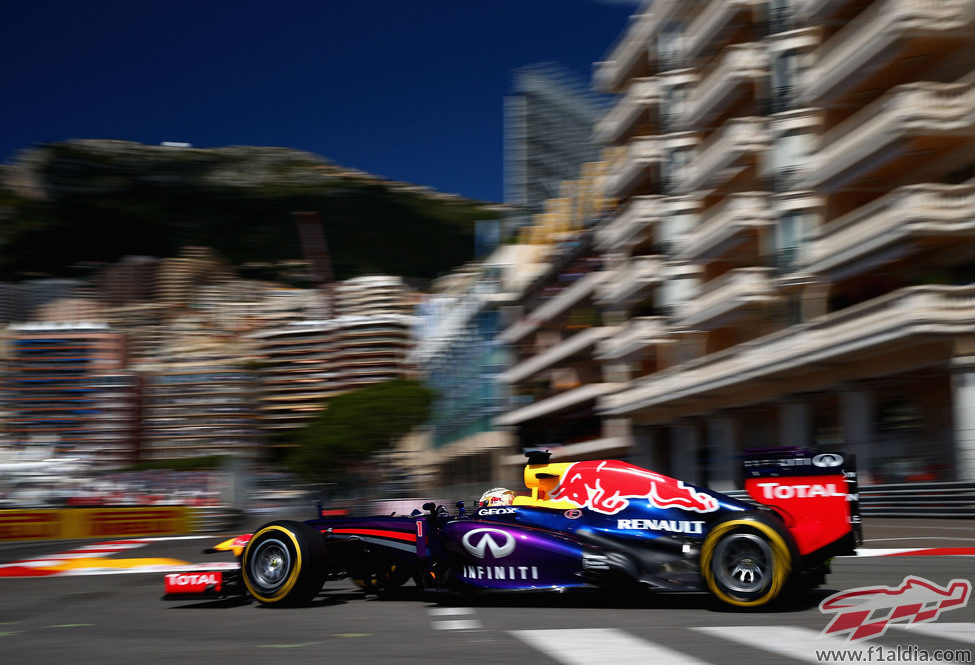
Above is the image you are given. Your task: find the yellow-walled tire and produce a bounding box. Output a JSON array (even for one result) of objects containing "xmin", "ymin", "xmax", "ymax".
[
  {"xmin": 700, "ymin": 513, "xmax": 795, "ymax": 608},
  {"xmin": 241, "ymin": 521, "xmax": 326, "ymax": 606}
]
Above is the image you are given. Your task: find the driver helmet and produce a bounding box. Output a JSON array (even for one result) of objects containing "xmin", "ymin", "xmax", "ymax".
[{"xmin": 478, "ymin": 487, "xmax": 516, "ymax": 507}]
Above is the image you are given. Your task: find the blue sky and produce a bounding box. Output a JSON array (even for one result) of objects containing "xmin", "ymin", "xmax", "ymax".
[{"xmin": 1, "ymin": 1, "xmax": 642, "ymax": 202}]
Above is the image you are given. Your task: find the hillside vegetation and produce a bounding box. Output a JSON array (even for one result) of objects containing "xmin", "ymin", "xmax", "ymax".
[{"xmin": 0, "ymin": 140, "xmax": 499, "ymax": 281}]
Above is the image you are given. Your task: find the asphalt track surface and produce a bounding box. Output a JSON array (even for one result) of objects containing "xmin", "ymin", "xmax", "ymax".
[{"xmin": 1, "ymin": 518, "xmax": 974, "ymax": 665}]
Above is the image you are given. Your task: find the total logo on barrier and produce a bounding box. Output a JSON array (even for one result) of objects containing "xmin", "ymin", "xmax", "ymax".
[
  {"xmin": 755, "ymin": 482, "xmax": 846, "ymax": 499},
  {"xmin": 462, "ymin": 528, "xmax": 515, "ymax": 559}
]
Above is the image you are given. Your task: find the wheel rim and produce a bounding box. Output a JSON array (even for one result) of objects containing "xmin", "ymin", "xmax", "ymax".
[
  {"xmin": 713, "ymin": 533, "xmax": 772, "ymax": 595},
  {"xmin": 250, "ymin": 538, "xmax": 291, "ymax": 590}
]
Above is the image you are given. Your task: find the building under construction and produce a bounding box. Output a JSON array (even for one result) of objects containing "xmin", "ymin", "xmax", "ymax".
[{"xmin": 503, "ymin": 64, "xmax": 607, "ymax": 238}]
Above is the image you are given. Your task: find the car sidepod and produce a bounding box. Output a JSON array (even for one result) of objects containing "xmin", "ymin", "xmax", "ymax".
[{"xmin": 440, "ymin": 520, "xmax": 589, "ymax": 591}]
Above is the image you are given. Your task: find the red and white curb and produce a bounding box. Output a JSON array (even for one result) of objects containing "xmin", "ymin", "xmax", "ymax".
[
  {"xmin": 849, "ymin": 547, "xmax": 975, "ymax": 557},
  {"xmin": 0, "ymin": 535, "xmax": 235, "ymax": 577}
]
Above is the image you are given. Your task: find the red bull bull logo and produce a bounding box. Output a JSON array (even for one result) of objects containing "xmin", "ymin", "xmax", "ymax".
[
  {"xmin": 820, "ymin": 575, "xmax": 971, "ymax": 641},
  {"xmin": 549, "ymin": 461, "xmax": 719, "ymax": 515}
]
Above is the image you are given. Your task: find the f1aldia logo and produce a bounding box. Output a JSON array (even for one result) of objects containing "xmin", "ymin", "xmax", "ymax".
[
  {"xmin": 462, "ymin": 528, "xmax": 516, "ymax": 559},
  {"xmin": 820, "ymin": 575, "xmax": 971, "ymax": 641}
]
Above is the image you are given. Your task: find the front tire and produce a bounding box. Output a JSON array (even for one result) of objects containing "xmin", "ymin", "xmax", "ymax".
[
  {"xmin": 700, "ymin": 514, "xmax": 794, "ymax": 608},
  {"xmin": 241, "ymin": 521, "xmax": 326, "ymax": 606}
]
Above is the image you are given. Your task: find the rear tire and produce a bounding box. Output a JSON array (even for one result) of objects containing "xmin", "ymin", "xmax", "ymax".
[
  {"xmin": 700, "ymin": 513, "xmax": 794, "ymax": 608},
  {"xmin": 241, "ymin": 520, "xmax": 326, "ymax": 606}
]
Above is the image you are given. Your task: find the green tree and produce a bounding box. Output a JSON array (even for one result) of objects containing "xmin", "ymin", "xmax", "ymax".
[{"xmin": 285, "ymin": 378, "xmax": 434, "ymax": 482}]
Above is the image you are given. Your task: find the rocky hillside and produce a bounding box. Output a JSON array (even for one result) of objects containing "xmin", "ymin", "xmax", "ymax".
[{"xmin": 0, "ymin": 140, "xmax": 501, "ymax": 281}]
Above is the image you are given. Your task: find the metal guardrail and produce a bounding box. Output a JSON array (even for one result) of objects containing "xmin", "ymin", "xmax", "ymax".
[
  {"xmin": 856, "ymin": 481, "xmax": 975, "ymax": 518},
  {"xmin": 192, "ymin": 506, "xmax": 245, "ymax": 533},
  {"xmin": 725, "ymin": 482, "xmax": 975, "ymax": 519}
]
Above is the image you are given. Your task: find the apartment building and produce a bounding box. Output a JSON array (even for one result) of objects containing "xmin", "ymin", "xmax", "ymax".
[
  {"xmin": 334, "ymin": 275, "xmax": 416, "ymax": 317},
  {"xmin": 1, "ymin": 324, "xmax": 139, "ymax": 468},
  {"xmin": 582, "ymin": 0, "xmax": 975, "ymax": 487},
  {"xmin": 490, "ymin": 159, "xmax": 632, "ymax": 483},
  {"xmin": 410, "ymin": 251, "xmax": 546, "ymax": 490},
  {"xmin": 250, "ymin": 312, "xmax": 415, "ymax": 433},
  {"xmin": 140, "ymin": 359, "xmax": 261, "ymax": 461},
  {"xmin": 249, "ymin": 321, "xmax": 341, "ymax": 432}
]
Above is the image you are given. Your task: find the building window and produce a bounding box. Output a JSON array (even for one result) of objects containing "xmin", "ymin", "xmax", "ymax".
[
  {"xmin": 768, "ymin": 0, "xmax": 795, "ymax": 35},
  {"xmin": 775, "ymin": 211, "xmax": 814, "ymax": 272},
  {"xmin": 664, "ymin": 147, "xmax": 692, "ymax": 194},
  {"xmin": 658, "ymin": 22, "xmax": 684, "ymax": 72},
  {"xmin": 660, "ymin": 81, "xmax": 687, "ymax": 133},
  {"xmin": 771, "ymin": 130, "xmax": 813, "ymax": 192}
]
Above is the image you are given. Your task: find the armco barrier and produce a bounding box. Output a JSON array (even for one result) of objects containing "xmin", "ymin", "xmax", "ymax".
[
  {"xmin": 191, "ymin": 506, "xmax": 245, "ymax": 533},
  {"xmin": 725, "ymin": 481, "xmax": 975, "ymax": 518},
  {"xmin": 0, "ymin": 506, "xmax": 193, "ymax": 542},
  {"xmin": 856, "ymin": 481, "xmax": 975, "ymax": 518}
]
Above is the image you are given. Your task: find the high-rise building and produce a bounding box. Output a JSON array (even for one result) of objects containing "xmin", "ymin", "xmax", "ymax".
[
  {"xmin": 140, "ymin": 359, "xmax": 261, "ymax": 461},
  {"xmin": 2, "ymin": 324, "xmax": 139, "ymax": 468},
  {"xmin": 334, "ymin": 275, "xmax": 416, "ymax": 317},
  {"xmin": 249, "ymin": 275, "xmax": 417, "ymax": 433},
  {"xmin": 20, "ymin": 279, "xmax": 85, "ymax": 320},
  {"xmin": 582, "ymin": 0, "xmax": 975, "ymax": 487},
  {"xmin": 97, "ymin": 256, "xmax": 159, "ymax": 307},
  {"xmin": 504, "ymin": 63, "xmax": 607, "ymax": 237},
  {"xmin": 411, "ymin": 242, "xmax": 561, "ymax": 491},
  {"xmin": 0, "ymin": 283, "xmax": 23, "ymax": 325}
]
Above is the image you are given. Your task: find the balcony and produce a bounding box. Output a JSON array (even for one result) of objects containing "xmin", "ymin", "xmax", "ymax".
[
  {"xmin": 798, "ymin": 0, "xmax": 865, "ymax": 22},
  {"xmin": 603, "ymin": 137, "xmax": 666, "ymax": 199},
  {"xmin": 675, "ymin": 267, "xmax": 778, "ymax": 328},
  {"xmin": 494, "ymin": 382, "xmax": 621, "ymax": 427},
  {"xmin": 501, "ymin": 327, "xmax": 616, "ymax": 385},
  {"xmin": 595, "ymin": 255, "xmax": 666, "ymax": 307},
  {"xmin": 685, "ymin": 0, "xmax": 760, "ymax": 62},
  {"xmin": 594, "ymin": 78, "xmax": 661, "ymax": 146},
  {"xmin": 805, "ymin": 182, "xmax": 975, "ymax": 277},
  {"xmin": 500, "ymin": 271, "xmax": 607, "ymax": 345},
  {"xmin": 684, "ymin": 43, "xmax": 767, "ymax": 129},
  {"xmin": 678, "ymin": 118, "xmax": 770, "ymax": 194},
  {"xmin": 677, "ymin": 192, "xmax": 775, "ymax": 261},
  {"xmin": 596, "ymin": 317, "xmax": 670, "ymax": 361},
  {"xmin": 595, "ymin": 195, "xmax": 666, "ymax": 253},
  {"xmin": 601, "ymin": 285, "xmax": 975, "ymax": 416},
  {"xmin": 594, "ymin": 0, "xmax": 678, "ymax": 93},
  {"xmin": 803, "ymin": 0, "xmax": 975, "ymax": 104},
  {"xmin": 808, "ymin": 81, "xmax": 975, "ymax": 192}
]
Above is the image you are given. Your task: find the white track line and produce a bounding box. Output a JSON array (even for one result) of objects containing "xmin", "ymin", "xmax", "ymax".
[
  {"xmin": 428, "ymin": 607, "xmax": 474, "ymax": 616},
  {"xmin": 510, "ymin": 628, "xmax": 711, "ymax": 665},
  {"xmin": 693, "ymin": 625, "xmax": 944, "ymax": 664},
  {"xmin": 428, "ymin": 606, "xmax": 481, "ymax": 630},
  {"xmin": 892, "ymin": 623, "xmax": 975, "ymax": 645},
  {"xmin": 432, "ymin": 619, "xmax": 481, "ymax": 630}
]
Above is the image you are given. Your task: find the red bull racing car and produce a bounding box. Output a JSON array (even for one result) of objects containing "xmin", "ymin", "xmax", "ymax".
[{"xmin": 164, "ymin": 448, "xmax": 861, "ymax": 609}]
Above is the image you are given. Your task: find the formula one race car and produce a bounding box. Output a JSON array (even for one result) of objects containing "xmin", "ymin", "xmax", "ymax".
[{"xmin": 163, "ymin": 448, "xmax": 861, "ymax": 609}]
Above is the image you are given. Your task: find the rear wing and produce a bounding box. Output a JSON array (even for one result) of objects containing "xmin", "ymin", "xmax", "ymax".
[{"xmin": 743, "ymin": 448, "xmax": 862, "ymax": 557}]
